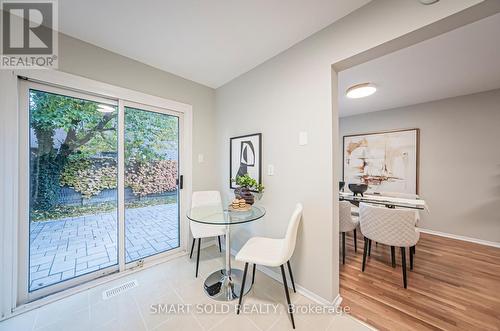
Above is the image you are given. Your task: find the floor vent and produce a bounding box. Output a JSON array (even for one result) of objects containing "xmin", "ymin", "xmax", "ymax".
[{"xmin": 102, "ymin": 280, "xmax": 138, "ymax": 300}]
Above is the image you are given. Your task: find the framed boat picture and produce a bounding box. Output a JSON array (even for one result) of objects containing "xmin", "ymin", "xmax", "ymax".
[
  {"xmin": 343, "ymin": 128, "xmax": 420, "ymax": 194},
  {"xmin": 230, "ymin": 133, "xmax": 262, "ymax": 190}
]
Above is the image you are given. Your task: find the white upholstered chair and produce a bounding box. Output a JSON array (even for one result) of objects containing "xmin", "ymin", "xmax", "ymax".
[
  {"xmin": 190, "ymin": 191, "xmax": 226, "ymax": 277},
  {"xmin": 235, "ymin": 203, "xmax": 303, "ymax": 329},
  {"xmin": 359, "ymin": 203, "xmax": 419, "ymax": 288},
  {"xmin": 339, "ymin": 200, "xmax": 360, "ymax": 264}
]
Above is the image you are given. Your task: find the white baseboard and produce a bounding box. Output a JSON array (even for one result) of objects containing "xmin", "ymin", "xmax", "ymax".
[
  {"xmin": 419, "ymin": 228, "xmax": 500, "ymax": 248},
  {"xmin": 229, "ymin": 248, "xmax": 340, "ymax": 307}
]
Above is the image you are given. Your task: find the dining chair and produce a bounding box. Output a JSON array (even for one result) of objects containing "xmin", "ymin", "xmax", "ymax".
[
  {"xmin": 339, "ymin": 200, "xmax": 359, "ymax": 264},
  {"xmin": 235, "ymin": 203, "xmax": 303, "ymax": 329},
  {"xmin": 190, "ymin": 191, "xmax": 226, "ymax": 277},
  {"xmin": 359, "ymin": 203, "xmax": 419, "ymax": 288}
]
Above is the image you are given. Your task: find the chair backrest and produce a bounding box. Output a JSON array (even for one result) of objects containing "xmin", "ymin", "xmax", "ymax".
[
  {"xmin": 283, "ymin": 203, "xmax": 303, "ymax": 262},
  {"xmin": 191, "ymin": 191, "xmax": 222, "ymax": 208},
  {"xmin": 339, "ymin": 200, "xmax": 356, "ymax": 233},
  {"xmin": 359, "ymin": 203, "xmax": 418, "ymax": 247},
  {"xmin": 190, "ymin": 191, "xmax": 224, "ymax": 236}
]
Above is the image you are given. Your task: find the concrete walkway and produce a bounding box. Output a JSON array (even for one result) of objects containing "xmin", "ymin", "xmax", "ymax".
[{"xmin": 29, "ymin": 204, "xmax": 179, "ymax": 291}]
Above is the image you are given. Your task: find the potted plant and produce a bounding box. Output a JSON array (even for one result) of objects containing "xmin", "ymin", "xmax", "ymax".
[{"xmin": 232, "ymin": 174, "xmax": 264, "ymax": 205}]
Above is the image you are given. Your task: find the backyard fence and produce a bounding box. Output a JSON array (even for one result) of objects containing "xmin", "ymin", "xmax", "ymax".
[{"xmin": 56, "ymin": 187, "xmax": 177, "ymax": 206}]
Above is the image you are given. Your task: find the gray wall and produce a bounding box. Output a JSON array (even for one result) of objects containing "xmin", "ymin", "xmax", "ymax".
[
  {"xmin": 340, "ymin": 89, "xmax": 500, "ymax": 243},
  {"xmin": 58, "ymin": 34, "xmax": 217, "ymax": 191},
  {"xmin": 215, "ymin": 0, "xmax": 482, "ymax": 303}
]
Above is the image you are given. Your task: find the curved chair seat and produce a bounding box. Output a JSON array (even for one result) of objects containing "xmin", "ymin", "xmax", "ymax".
[
  {"xmin": 359, "ymin": 202, "xmax": 419, "ymax": 288},
  {"xmin": 189, "ymin": 191, "xmax": 226, "ymax": 278},
  {"xmin": 235, "ymin": 203, "xmax": 303, "ymax": 329},
  {"xmin": 190, "ymin": 222, "xmax": 225, "ymax": 239},
  {"xmin": 236, "ymin": 237, "xmax": 286, "ymax": 267},
  {"xmin": 339, "ymin": 200, "xmax": 360, "ymax": 264}
]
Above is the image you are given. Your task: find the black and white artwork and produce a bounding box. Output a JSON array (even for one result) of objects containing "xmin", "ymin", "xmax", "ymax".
[{"xmin": 230, "ymin": 133, "xmax": 262, "ymax": 190}]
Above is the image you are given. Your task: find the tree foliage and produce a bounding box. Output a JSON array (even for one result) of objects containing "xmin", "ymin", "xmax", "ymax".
[
  {"xmin": 124, "ymin": 107, "xmax": 178, "ymax": 164},
  {"xmin": 29, "ymin": 91, "xmax": 178, "ymax": 211}
]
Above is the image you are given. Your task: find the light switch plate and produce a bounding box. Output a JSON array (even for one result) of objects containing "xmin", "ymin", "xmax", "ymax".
[
  {"xmin": 197, "ymin": 154, "xmax": 204, "ymax": 163},
  {"xmin": 299, "ymin": 131, "xmax": 308, "ymax": 145},
  {"xmin": 267, "ymin": 164, "xmax": 274, "ymax": 176}
]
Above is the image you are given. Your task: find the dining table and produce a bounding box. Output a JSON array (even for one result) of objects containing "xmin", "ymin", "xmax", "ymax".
[
  {"xmin": 339, "ymin": 191, "xmax": 428, "ymax": 216},
  {"xmin": 186, "ymin": 203, "xmax": 266, "ymax": 301}
]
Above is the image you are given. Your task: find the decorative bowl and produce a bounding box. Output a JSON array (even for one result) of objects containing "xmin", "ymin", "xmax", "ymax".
[
  {"xmin": 348, "ymin": 183, "xmax": 368, "ymax": 196},
  {"xmin": 234, "ymin": 187, "xmax": 255, "ymax": 205}
]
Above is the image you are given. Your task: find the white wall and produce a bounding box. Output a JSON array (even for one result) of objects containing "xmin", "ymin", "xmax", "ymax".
[
  {"xmin": 0, "ymin": 70, "xmax": 19, "ymax": 320},
  {"xmin": 340, "ymin": 89, "xmax": 500, "ymax": 243},
  {"xmin": 215, "ymin": 0, "xmax": 483, "ymax": 303}
]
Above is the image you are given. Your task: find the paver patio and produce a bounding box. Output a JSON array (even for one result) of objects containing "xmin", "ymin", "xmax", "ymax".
[{"xmin": 29, "ymin": 203, "xmax": 179, "ymax": 291}]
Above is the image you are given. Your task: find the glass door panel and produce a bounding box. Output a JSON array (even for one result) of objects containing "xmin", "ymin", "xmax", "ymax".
[
  {"xmin": 124, "ymin": 106, "xmax": 180, "ymax": 263},
  {"xmin": 28, "ymin": 88, "xmax": 118, "ymax": 292}
]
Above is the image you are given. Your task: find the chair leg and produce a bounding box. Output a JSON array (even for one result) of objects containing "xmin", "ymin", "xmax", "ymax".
[
  {"xmin": 401, "ymin": 247, "xmax": 407, "ymax": 288},
  {"xmin": 353, "ymin": 229, "xmax": 357, "ymax": 253},
  {"xmin": 252, "ymin": 263, "xmax": 256, "ymax": 285},
  {"xmin": 287, "ymin": 261, "xmax": 296, "ymax": 293},
  {"xmin": 410, "ymin": 246, "xmax": 414, "ymax": 271},
  {"xmin": 368, "ymin": 239, "xmax": 372, "ymax": 256},
  {"xmin": 189, "ymin": 238, "xmax": 196, "ymax": 259},
  {"xmin": 218, "ymin": 236, "xmax": 222, "ymax": 252},
  {"xmin": 280, "ymin": 265, "xmax": 295, "ymax": 329},
  {"xmin": 362, "ymin": 237, "xmax": 368, "ymax": 272},
  {"xmin": 342, "ymin": 232, "xmax": 346, "ymax": 265},
  {"xmin": 237, "ymin": 262, "xmax": 249, "ymax": 314},
  {"xmin": 195, "ymin": 238, "xmax": 201, "ymax": 278},
  {"xmin": 391, "ymin": 246, "xmax": 396, "ymax": 268}
]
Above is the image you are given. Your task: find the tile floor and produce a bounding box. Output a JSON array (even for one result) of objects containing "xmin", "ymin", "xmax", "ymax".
[
  {"xmin": 29, "ymin": 204, "xmax": 179, "ymax": 291},
  {"xmin": 1, "ymin": 245, "xmax": 373, "ymax": 331}
]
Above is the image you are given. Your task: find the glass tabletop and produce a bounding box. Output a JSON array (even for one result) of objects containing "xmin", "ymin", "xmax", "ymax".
[
  {"xmin": 187, "ymin": 204, "xmax": 266, "ymax": 225},
  {"xmin": 339, "ymin": 192, "xmax": 427, "ymax": 210}
]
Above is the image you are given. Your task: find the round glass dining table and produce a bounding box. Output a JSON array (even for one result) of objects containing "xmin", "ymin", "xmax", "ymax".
[{"xmin": 187, "ymin": 204, "xmax": 266, "ymax": 301}]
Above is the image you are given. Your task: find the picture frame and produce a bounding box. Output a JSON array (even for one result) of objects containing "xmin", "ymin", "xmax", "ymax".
[
  {"xmin": 343, "ymin": 128, "xmax": 420, "ymax": 194},
  {"xmin": 230, "ymin": 133, "xmax": 262, "ymax": 190}
]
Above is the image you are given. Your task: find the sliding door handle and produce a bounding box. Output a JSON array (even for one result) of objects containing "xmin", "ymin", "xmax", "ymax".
[{"xmin": 177, "ymin": 175, "xmax": 184, "ymax": 190}]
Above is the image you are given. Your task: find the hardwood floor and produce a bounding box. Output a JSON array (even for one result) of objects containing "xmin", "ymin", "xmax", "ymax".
[{"xmin": 340, "ymin": 232, "xmax": 500, "ymax": 331}]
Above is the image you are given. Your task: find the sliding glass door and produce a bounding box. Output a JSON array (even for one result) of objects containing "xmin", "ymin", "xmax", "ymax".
[
  {"xmin": 124, "ymin": 104, "xmax": 180, "ymax": 264},
  {"xmin": 18, "ymin": 82, "xmax": 184, "ymax": 303}
]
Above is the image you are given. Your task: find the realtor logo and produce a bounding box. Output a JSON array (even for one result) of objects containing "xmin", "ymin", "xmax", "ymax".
[{"xmin": 1, "ymin": 0, "xmax": 58, "ymax": 68}]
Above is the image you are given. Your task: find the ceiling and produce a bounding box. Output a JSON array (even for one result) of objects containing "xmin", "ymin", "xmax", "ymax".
[
  {"xmin": 339, "ymin": 12, "xmax": 500, "ymax": 117},
  {"xmin": 58, "ymin": 0, "xmax": 370, "ymax": 88}
]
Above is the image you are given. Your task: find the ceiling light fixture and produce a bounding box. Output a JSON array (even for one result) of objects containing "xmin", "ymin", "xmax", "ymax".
[
  {"xmin": 346, "ymin": 83, "xmax": 377, "ymax": 99},
  {"xmin": 97, "ymin": 104, "xmax": 116, "ymax": 113},
  {"xmin": 418, "ymin": 0, "xmax": 439, "ymax": 5}
]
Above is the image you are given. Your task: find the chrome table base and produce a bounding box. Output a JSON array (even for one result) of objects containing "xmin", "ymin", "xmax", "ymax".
[{"xmin": 203, "ymin": 269, "xmax": 252, "ymax": 301}]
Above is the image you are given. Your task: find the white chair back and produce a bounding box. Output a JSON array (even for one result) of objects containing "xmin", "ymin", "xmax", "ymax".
[
  {"xmin": 339, "ymin": 200, "xmax": 356, "ymax": 232},
  {"xmin": 359, "ymin": 203, "xmax": 419, "ymax": 247},
  {"xmin": 191, "ymin": 191, "xmax": 222, "ymax": 208},
  {"xmin": 190, "ymin": 191, "xmax": 225, "ymax": 239},
  {"xmin": 283, "ymin": 203, "xmax": 303, "ymax": 262}
]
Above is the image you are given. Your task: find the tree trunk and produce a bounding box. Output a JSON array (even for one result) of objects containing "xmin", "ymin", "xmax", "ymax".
[{"xmin": 32, "ymin": 128, "xmax": 65, "ymax": 211}]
